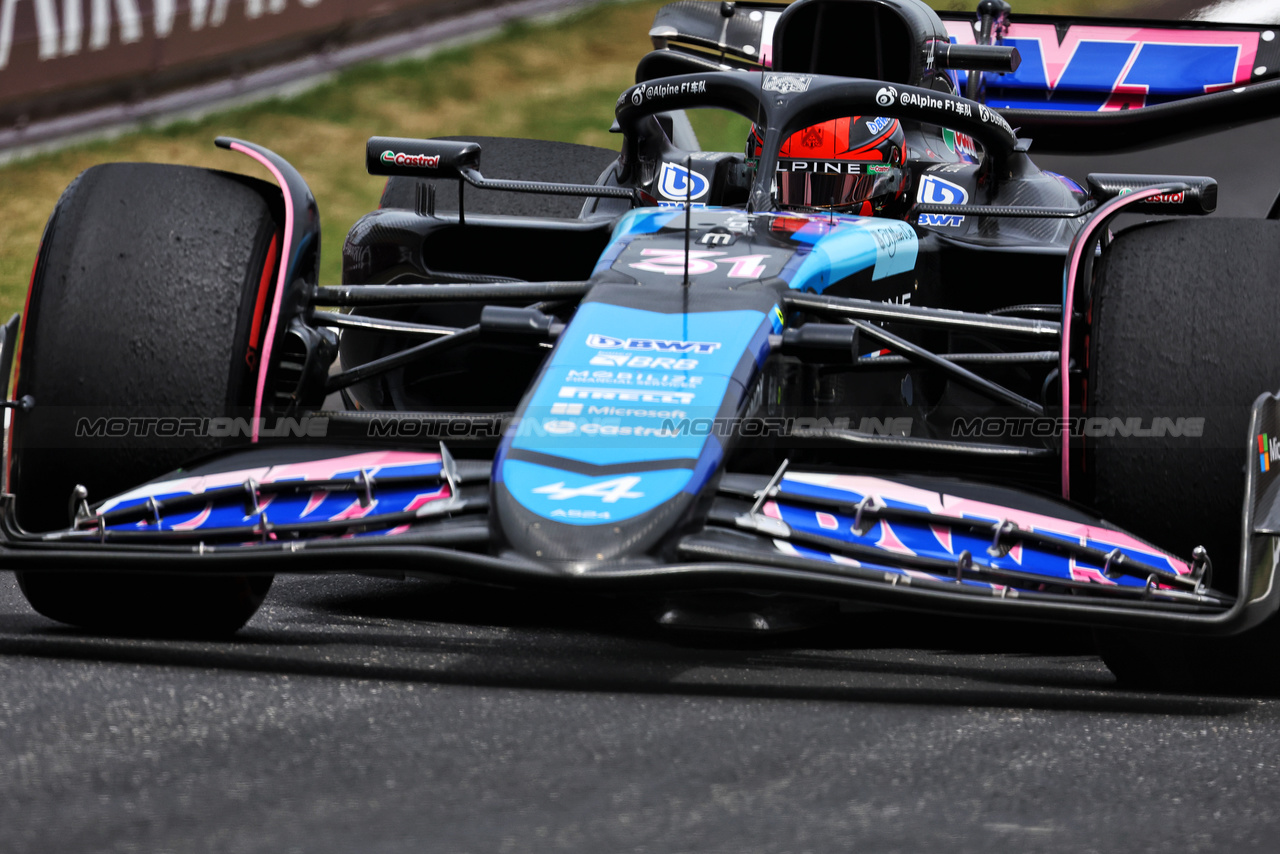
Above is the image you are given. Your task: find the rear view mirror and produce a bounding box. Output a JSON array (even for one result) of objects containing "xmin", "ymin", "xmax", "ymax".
[
  {"xmin": 1087, "ymin": 173, "xmax": 1217, "ymax": 216},
  {"xmin": 365, "ymin": 137, "xmax": 481, "ymax": 180}
]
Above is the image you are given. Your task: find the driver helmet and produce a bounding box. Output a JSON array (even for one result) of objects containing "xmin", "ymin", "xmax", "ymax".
[{"xmin": 749, "ymin": 116, "xmax": 906, "ymax": 216}]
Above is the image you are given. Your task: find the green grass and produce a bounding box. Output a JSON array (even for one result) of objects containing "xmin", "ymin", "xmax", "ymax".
[
  {"xmin": 0, "ymin": 1, "xmax": 669, "ymax": 317},
  {"xmin": 0, "ymin": 0, "xmax": 1154, "ymax": 319},
  {"xmin": 686, "ymin": 109, "xmax": 754, "ymax": 156}
]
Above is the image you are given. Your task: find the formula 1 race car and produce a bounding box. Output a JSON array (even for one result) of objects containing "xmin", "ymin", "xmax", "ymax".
[{"xmin": 6, "ymin": 0, "xmax": 1280, "ymax": 691}]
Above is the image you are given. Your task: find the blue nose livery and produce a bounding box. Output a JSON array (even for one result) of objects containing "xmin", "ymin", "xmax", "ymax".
[
  {"xmin": 593, "ymin": 208, "xmax": 920, "ymax": 294},
  {"xmin": 492, "ymin": 286, "xmax": 779, "ymax": 561},
  {"xmin": 493, "ymin": 205, "xmax": 924, "ymax": 560}
]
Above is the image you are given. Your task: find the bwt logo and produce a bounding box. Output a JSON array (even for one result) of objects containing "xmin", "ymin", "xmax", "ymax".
[
  {"xmin": 919, "ymin": 213, "xmax": 964, "ymax": 228},
  {"xmin": 586, "ymin": 334, "xmax": 720, "ymax": 354}
]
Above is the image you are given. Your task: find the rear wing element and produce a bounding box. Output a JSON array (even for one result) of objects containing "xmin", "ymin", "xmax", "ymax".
[
  {"xmin": 649, "ymin": 3, "xmax": 1280, "ymax": 96},
  {"xmin": 940, "ymin": 15, "xmax": 1279, "ymax": 112},
  {"xmin": 648, "ymin": 1, "xmax": 785, "ymax": 68},
  {"xmin": 942, "ymin": 13, "xmax": 1280, "ymax": 151},
  {"xmin": 645, "ymin": 2, "xmax": 1280, "ymax": 152}
]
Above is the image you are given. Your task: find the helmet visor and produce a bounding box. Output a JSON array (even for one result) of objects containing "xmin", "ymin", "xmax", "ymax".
[{"xmin": 775, "ymin": 162, "xmax": 900, "ymax": 211}]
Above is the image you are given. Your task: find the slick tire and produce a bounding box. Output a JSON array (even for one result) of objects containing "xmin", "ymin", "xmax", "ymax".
[
  {"xmin": 378, "ymin": 136, "xmax": 620, "ymax": 217},
  {"xmin": 1086, "ymin": 218, "xmax": 1280, "ymax": 692},
  {"xmin": 13, "ymin": 163, "xmax": 280, "ymax": 637}
]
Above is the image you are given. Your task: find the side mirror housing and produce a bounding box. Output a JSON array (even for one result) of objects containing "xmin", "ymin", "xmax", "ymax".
[
  {"xmin": 365, "ymin": 137, "xmax": 481, "ymax": 179},
  {"xmin": 1087, "ymin": 173, "xmax": 1218, "ymax": 216}
]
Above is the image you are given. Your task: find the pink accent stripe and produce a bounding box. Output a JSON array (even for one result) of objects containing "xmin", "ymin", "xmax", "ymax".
[
  {"xmin": 97, "ymin": 451, "xmax": 442, "ymax": 513},
  {"xmin": 786, "ymin": 472, "xmax": 1191, "ymax": 574},
  {"xmin": 170, "ymin": 503, "xmax": 213, "ymax": 532},
  {"xmin": 329, "ymin": 498, "xmax": 379, "ymax": 522},
  {"xmin": 1059, "ymin": 185, "xmax": 1171, "ymax": 500},
  {"xmin": 874, "ymin": 520, "xmax": 915, "ymax": 555},
  {"xmin": 931, "ymin": 524, "xmax": 953, "ymax": 554},
  {"xmin": 942, "ymin": 21, "xmax": 1258, "ymax": 95},
  {"xmin": 229, "ymin": 142, "xmax": 294, "ymax": 443},
  {"xmin": 405, "ymin": 485, "xmax": 450, "ymax": 512}
]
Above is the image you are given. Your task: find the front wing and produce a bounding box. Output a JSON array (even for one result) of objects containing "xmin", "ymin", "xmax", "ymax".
[{"xmin": 5, "ymin": 388, "xmax": 1280, "ymax": 636}]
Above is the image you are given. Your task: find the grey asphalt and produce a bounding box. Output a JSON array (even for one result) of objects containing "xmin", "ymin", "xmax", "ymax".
[
  {"xmin": 9, "ymin": 20, "xmax": 1280, "ymax": 854},
  {"xmin": 5, "ymin": 570, "xmax": 1280, "ymax": 854}
]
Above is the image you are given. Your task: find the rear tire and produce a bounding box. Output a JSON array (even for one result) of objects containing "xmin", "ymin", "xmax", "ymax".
[
  {"xmin": 1087, "ymin": 218, "xmax": 1280, "ymax": 691},
  {"xmin": 13, "ymin": 163, "xmax": 280, "ymax": 637},
  {"xmin": 378, "ymin": 136, "xmax": 620, "ymax": 218}
]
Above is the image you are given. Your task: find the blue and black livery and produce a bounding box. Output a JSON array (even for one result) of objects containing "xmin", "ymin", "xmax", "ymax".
[{"xmin": 9, "ymin": 0, "xmax": 1280, "ymax": 691}]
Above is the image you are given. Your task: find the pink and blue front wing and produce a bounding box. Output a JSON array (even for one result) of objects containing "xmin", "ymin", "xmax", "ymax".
[
  {"xmin": 95, "ymin": 451, "xmax": 451, "ymax": 538},
  {"xmin": 765, "ymin": 473, "xmax": 1192, "ymax": 591}
]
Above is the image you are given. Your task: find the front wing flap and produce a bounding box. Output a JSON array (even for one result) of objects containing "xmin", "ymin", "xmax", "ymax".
[{"xmin": 5, "ymin": 387, "xmax": 1280, "ymax": 636}]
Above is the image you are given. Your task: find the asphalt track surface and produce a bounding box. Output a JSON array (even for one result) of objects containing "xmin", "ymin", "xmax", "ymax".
[
  {"xmin": 7, "ymin": 571, "xmax": 1280, "ymax": 854},
  {"xmin": 8, "ymin": 71, "xmax": 1280, "ymax": 854}
]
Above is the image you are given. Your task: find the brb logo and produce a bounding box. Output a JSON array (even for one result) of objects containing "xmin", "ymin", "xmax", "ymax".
[{"xmin": 658, "ymin": 163, "xmax": 710, "ymax": 201}]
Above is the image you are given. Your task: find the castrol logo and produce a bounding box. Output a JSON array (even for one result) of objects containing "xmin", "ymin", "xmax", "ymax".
[{"xmin": 380, "ymin": 150, "xmax": 441, "ymax": 168}]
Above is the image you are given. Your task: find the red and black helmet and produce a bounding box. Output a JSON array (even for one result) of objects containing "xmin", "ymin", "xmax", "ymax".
[{"xmin": 749, "ymin": 116, "xmax": 906, "ymax": 215}]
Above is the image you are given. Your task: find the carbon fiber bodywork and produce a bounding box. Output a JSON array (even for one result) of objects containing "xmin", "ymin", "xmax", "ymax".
[{"xmin": 9, "ymin": 0, "xmax": 1280, "ymax": 639}]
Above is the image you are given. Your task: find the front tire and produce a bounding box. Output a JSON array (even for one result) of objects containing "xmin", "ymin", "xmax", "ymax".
[
  {"xmin": 13, "ymin": 162, "xmax": 281, "ymax": 637},
  {"xmin": 1086, "ymin": 218, "xmax": 1280, "ymax": 691}
]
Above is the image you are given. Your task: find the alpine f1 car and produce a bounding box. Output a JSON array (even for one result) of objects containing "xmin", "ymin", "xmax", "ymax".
[{"xmin": 8, "ymin": 0, "xmax": 1280, "ymax": 691}]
